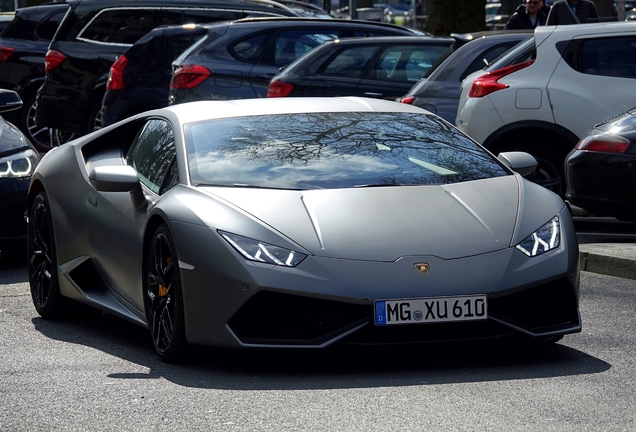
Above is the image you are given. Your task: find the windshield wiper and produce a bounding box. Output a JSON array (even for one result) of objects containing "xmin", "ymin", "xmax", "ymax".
[{"xmin": 196, "ymin": 183, "xmax": 302, "ymax": 191}]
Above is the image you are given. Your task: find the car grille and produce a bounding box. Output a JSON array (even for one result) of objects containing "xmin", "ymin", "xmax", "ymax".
[
  {"xmin": 340, "ymin": 319, "xmax": 513, "ymax": 345},
  {"xmin": 228, "ymin": 291, "xmax": 371, "ymax": 345},
  {"xmin": 489, "ymin": 277, "xmax": 579, "ymax": 333},
  {"xmin": 229, "ymin": 278, "xmax": 579, "ymax": 346}
]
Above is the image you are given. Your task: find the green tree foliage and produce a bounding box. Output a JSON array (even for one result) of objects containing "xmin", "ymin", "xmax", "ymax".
[{"xmin": 425, "ymin": 0, "xmax": 487, "ymax": 36}]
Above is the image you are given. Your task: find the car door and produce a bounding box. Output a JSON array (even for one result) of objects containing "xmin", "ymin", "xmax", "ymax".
[
  {"xmin": 312, "ymin": 45, "xmax": 378, "ymax": 96},
  {"xmin": 85, "ymin": 118, "xmax": 178, "ymax": 310},
  {"xmin": 548, "ymin": 34, "xmax": 636, "ymax": 139},
  {"xmin": 249, "ymin": 28, "xmax": 341, "ymax": 97},
  {"xmin": 357, "ymin": 43, "xmax": 450, "ymax": 100}
]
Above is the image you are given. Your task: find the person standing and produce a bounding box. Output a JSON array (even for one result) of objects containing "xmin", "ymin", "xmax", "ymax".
[
  {"xmin": 504, "ymin": 0, "xmax": 548, "ymax": 29},
  {"xmin": 547, "ymin": 0, "xmax": 599, "ymax": 24}
]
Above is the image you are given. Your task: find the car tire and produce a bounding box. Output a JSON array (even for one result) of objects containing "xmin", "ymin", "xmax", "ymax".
[
  {"xmin": 28, "ymin": 191, "xmax": 67, "ymax": 318},
  {"xmin": 85, "ymin": 102, "xmax": 103, "ymax": 136},
  {"xmin": 144, "ymin": 224, "xmax": 188, "ymax": 363},
  {"xmin": 511, "ymin": 141, "xmax": 567, "ymax": 198},
  {"xmin": 21, "ymin": 95, "xmax": 76, "ymax": 152}
]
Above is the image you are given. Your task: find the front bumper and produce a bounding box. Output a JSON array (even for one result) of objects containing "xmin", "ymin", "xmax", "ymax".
[{"xmin": 174, "ymin": 208, "xmax": 581, "ymax": 349}]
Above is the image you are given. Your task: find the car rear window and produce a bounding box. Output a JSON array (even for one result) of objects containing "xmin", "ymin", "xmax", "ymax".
[{"xmin": 184, "ymin": 112, "xmax": 509, "ymax": 190}]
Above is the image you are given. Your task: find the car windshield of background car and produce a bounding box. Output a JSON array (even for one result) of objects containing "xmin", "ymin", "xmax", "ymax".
[{"xmin": 184, "ymin": 112, "xmax": 509, "ymax": 190}]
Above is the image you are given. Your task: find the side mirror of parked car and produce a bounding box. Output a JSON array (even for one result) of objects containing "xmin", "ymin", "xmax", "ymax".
[
  {"xmin": 89, "ymin": 165, "xmax": 146, "ymax": 211},
  {"xmin": 0, "ymin": 90, "xmax": 22, "ymax": 113},
  {"xmin": 497, "ymin": 151, "xmax": 537, "ymax": 177}
]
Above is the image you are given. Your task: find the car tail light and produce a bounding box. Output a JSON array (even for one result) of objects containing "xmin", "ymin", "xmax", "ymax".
[
  {"xmin": 468, "ymin": 60, "xmax": 535, "ymax": 98},
  {"xmin": 0, "ymin": 46, "xmax": 15, "ymax": 61},
  {"xmin": 399, "ymin": 95, "xmax": 415, "ymax": 105},
  {"xmin": 575, "ymin": 134, "xmax": 630, "ymax": 154},
  {"xmin": 106, "ymin": 55, "xmax": 128, "ymax": 91},
  {"xmin": 44, "ymin": 49, "xmax": 66, "ymax": 72},
  {"xmin": 267, "ymin": 80, "xmax": 293, "ymax": 98},
  {"xmin": 170, "ymin": 65, "xmax": 210, "ymax": 89}
]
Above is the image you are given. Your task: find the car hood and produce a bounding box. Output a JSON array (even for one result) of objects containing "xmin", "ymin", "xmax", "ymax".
[{"xmin": 201, "ymin": 175, "xmax": 524, "ymax": 261}]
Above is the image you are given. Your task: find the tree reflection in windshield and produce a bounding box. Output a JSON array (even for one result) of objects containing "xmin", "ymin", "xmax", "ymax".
[{"xmin": 184, "ymin": 112, "xmax": 509, "ymax": 189}]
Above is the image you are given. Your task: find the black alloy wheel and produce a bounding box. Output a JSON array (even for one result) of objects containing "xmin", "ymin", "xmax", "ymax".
[
  {"xmin": 21, "ymin": 96, "xmax": 75, "ymax": 152},
  {"xmin": 512, "ymin": 141, "xmax": 566, "ymax": 198},
  {"xmin": 144, "ymin": 224, "xmax": 187, "ymax": 362},
  {"xmin": 531, "ymin": 156, "xmax": 564, "ymax": 197},
  {"xmin": 28, "ymin": 191, "xmax": 66, "ymax": 318}
]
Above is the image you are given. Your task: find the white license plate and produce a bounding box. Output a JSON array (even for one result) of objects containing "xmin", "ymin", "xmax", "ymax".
[{"xmin": 374, "ymin": 295, "xmax": 487, "ymax": 326}]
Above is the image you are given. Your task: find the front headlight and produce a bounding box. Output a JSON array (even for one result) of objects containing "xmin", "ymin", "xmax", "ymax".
[
  {"xmin": 515, "ymin": 216, "xmax": 560, "ymax": 257},
  {"xmin": 220, "ymin": 231, "xmax": 307, "ymax": 267},
  {"xmin": 0, "ymin": 148, "xmax": 39, "ymax": 178}
]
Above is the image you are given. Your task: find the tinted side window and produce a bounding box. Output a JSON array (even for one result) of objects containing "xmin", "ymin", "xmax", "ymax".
[
  {"xmin": 126, "ymin": 119, "xmax": 176, "ymax": 194},
  {"xmin": 231, "ymin": 32, "xmax": 273, "ymax": 62},
  {"xmin": 374, "ymin": 44, "xmax": 449, "ymax": 82},
  {"xmin": 580, "ymin": 37, "xmax": 636, "ymax": 79},
  {"xmin": 162, "ymin": 9, "xmax": 244, "ymax": 26},
  {"xmin": 322, "ymin": 46, "xmax": 376, "ymax": 77},
  {"xmin": 272, "ymin": 30, "xmax": 338, "ymax": 66},
  {"xmin": 35, "ymin": 10, "xmax": 66, "ymax": 41},
  {"xmin": 79, "ymin": 9, "xmax": 160, "ymax": 45}
]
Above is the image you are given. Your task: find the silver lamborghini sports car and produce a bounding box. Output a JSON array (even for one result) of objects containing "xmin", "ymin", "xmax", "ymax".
[{"xmin": 27, "ymin": 98, "xmax": 581, "ymax": 362}]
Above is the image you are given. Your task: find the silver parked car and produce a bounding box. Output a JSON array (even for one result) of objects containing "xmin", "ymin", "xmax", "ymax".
[{"xmin": 27, "ymin": 97, "xmax": 581, "ymax": 362}]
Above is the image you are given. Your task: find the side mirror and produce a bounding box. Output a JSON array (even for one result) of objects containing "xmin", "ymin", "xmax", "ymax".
[
  {"xmin": 89, "ymin": 165, "xmax": 146, "ymax": 211},
  {"xmin": 89, "ymin": 165, "xmax": 139, "ymax": 191},
  {"xmin": 0, "ymin": 90, "xmax": 22, "ymax": 113},
  {"xmin": 497, "ymin": 151, "xmax": 538, "ymax": 177}
]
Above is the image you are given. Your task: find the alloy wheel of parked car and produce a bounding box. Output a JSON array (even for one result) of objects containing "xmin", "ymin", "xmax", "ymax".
[
  {"xmin": 22, "ymin": 97, "xmax": 75, "ymax": 152},
  {"xmin": 145, "ymin": 224, "xmax": 187, "ymax": 362},
  {"xmin": 532, "ymin": 156, "xmax": 563, "ymax": 197},
  {"xmin": 88, "ymin": 104, "xmax": 103, "ymax": 134},
  {"xmin": 28, "ymin": 192, "xmax": 66, "ymax": 318}
]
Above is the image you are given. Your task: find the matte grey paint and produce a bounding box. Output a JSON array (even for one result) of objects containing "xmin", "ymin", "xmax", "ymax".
[{"xmin": 28, "ymin": 97, "xmax": 580, "ymax": 349}]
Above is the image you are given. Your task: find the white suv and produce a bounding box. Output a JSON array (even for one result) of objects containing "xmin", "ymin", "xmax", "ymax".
[{"xmin": 456, "ymin": 22, "xmax": 636, "ymax": 196}]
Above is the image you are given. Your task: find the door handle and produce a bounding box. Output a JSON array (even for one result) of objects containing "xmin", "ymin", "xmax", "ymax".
[
  {"xmin": 364, "ymin": 92, "xmax": 383, "ymax": 98},
  {"xmin": 257, "ymin": 74, "xmax": 276, "ymax": 80}
]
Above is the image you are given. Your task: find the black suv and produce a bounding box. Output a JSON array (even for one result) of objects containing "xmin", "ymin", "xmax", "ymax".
[
  {"xmin": 101, "ymin": 24, "xmax": 209, "ymax": 127},
  {"xmin": 0, "ymin": 3, "xmax": 69, "ymax": 151},
  {"xmin": 35, "ymin": 0, "xmax": 306, "ymax": 137},
  {"xmin": 169, "ymin": 17, "xmax": 422, "ymax": 104}
]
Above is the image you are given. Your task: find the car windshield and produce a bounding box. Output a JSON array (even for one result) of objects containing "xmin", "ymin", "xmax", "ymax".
[{"xmin": 185, "ymin": 112, "xmax": 509, "ymax": 189}]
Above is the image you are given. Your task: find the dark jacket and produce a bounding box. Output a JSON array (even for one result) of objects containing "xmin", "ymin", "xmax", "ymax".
[
  {"xmin": 504, "ymin": 4, "xmax": 547, "ymax": 29},
  {"xmin": 547, "ymin": 0, "xmax": 599, "ymax": 24}
]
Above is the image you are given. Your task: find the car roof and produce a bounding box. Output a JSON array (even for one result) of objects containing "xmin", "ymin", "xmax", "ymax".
[
  {"xmin": 449, "ymin": 29, "xmax": 533, "ymax": 45},
  {"xmin": 536, "ymin": 21, "xmax": 636, "ymax": 40},
  {"xmin": 68, "ymin": 0, "xmax": 308, "ymax": 16},
  {"xmin": 165, "ymin": 97, "xmax": 426, "ymax": 123},
  {"xmin": 226, "ymin": 16, "xmax": 419, "ymax": 31},
  {"xmin": 320, "ymin": 35, "xmax": 454, "ymax": 45}
]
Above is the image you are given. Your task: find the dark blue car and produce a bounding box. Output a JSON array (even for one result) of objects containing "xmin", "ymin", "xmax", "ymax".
[{"xmin": 169, "ymin": 17, "xmax": 423, "ymax": 104}]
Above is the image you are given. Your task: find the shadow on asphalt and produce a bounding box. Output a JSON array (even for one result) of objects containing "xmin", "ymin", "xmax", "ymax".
[
  {"xmin": 32, "ymin": 312, "xmax": 610, "ymax": 391},
  {"xmin": 0, "ymin": 259, "xmax": 28, "ymax": 284}
]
